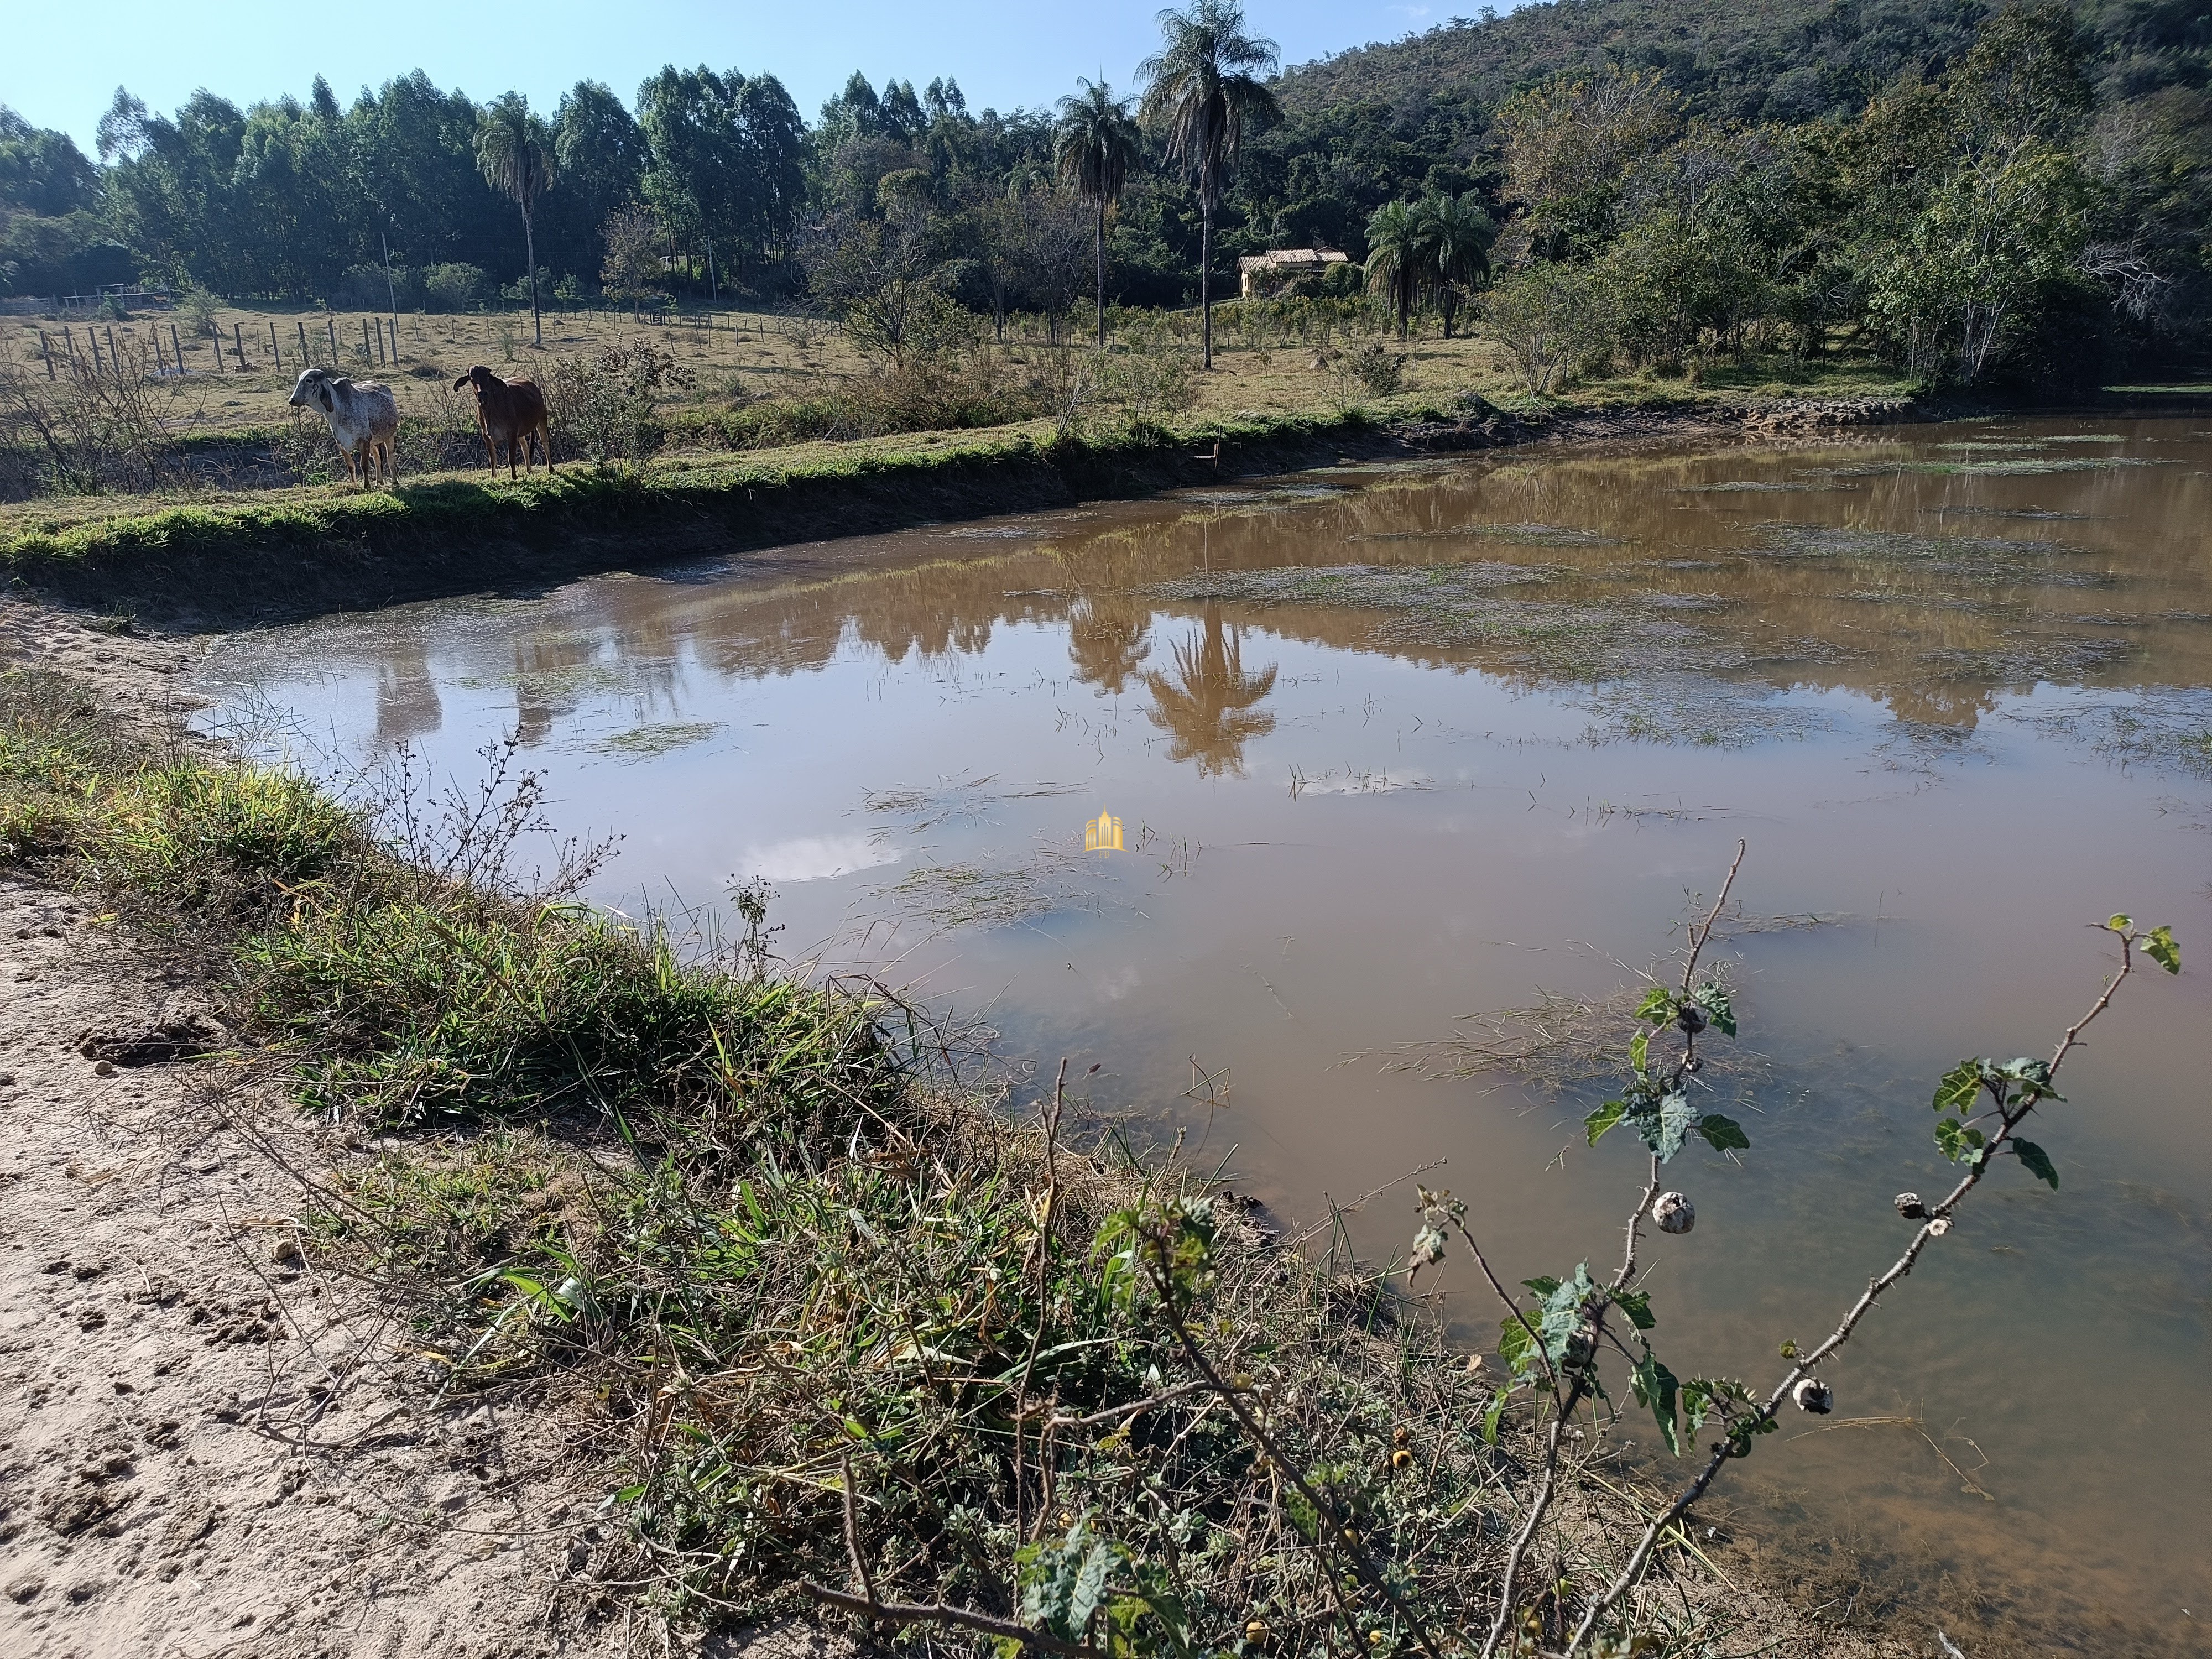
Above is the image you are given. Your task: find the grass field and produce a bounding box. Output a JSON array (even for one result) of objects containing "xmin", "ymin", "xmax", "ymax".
[{"xmin": 6, "ymin": 296, "xmax": 1919, "ymax": 447}]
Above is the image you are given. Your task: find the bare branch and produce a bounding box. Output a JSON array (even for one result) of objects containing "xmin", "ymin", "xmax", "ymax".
[{"xmin": 802, "ymin": 1583, "xmax": 1089, "ymax": 1657}]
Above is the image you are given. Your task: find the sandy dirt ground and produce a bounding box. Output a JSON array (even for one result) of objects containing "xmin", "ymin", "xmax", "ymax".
[{"xmin": 0, "ymin": 605, "xmax": 648, "ymax": 1658}]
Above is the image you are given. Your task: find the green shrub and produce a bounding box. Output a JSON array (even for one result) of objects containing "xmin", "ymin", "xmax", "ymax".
[{"xmin": 422, "ymin": 262, "xmax": 487, "ymax": 312}]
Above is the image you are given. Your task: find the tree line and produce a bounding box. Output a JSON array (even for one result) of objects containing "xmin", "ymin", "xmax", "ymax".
[{"xmin": 1, "ymin": 0, "xmax": 2205, "ymax": 388}]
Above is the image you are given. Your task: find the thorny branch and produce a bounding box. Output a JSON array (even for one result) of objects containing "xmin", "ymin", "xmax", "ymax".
[
  {"xmin": 1562, "ymin": 914, "xmax": 2158, "ymax": 1653},
  {"xmin": 1479, "ymin": 843, "xmax": 1744, "ymax": 1659}
]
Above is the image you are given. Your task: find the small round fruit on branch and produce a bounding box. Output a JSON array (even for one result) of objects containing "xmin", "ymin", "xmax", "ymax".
[{"xmin": 1652, "ymin": 1191, "xmax": 1695, "ymax": 1235}]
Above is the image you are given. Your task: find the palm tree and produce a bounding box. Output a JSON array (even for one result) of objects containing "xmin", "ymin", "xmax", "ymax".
[
  {"xmin": 1055, "ymin": 80, "xmax": 1142, "ymax": 349},
  {"xmin": 1426, "ymin": 193, "xmax": 1496, "ymax": 338},
  {"xmin": 1138, "ymin": 0, "xmax": 1280, "ymax": 371},
  {"xmin": 1364, "ymin": 199, "xmax": 1432, "ymax": 340},
  {"xmin": 1144, "ymin": 606, "xmax": 1277, "ymax": 776},
  {"xmin": 476, "ymin": 94, "xmax": 559, "ymax": 349}
]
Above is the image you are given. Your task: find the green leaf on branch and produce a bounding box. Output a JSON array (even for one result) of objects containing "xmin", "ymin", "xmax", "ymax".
[
  {"xmin": 1697, "ymin": 1114, "xmax": 1750, "ymax": 1152},
  {"xmin": 1629, "ymin": 1029, "xmax": 1649, "ymax": 1073},
  {"xmin": 1483, "ymin": 1386, "xmax": 1510, "ymax": 1446},
  {"xmin": 1651, "ymin": 1091, "xmax": 1698, "ymax": 1161},
  {"xmin": 1935, "ymin": 1117, "xmax": 1986, "ymax": 1164},
  {"xmin": 1681, "ymin": 1375, "xmax": 1750, "ymax": 1439},
  {"xmin": 1697, "ymin": 983, "xmax": 1736, "ymax": 1038},
  {"xmin": 1535, "ymin": 1265, "xmax": 1598, "ymax": 1370},
  {"xmin": 1585, "ymin": 1099, "xmax": 1626, "ymax": 1147},
  {"xmin": 1635, "ymin": 986, "xmax": 1676, "ymax": 1025},
  {"xmin": 2107, "ymin": 913, "xmax": 2133, "ymax": 932},
  {"xmin": 1933, "ymin": 1061, "xmax": 1984, "ymax": 1115},
  {"xmin": 2012, "ymin": 1138, "xmax": 2059, "ymax": 1189},
  {"xmin": 1522, "ymin": 1275, "xmax": 1562, "ymax": 1297},
  {"xmin": 1498, "ymin": 1314, "xmax": 1535, "ymax": 1375},
  {"xmin": 1017, "ymin": 1523, "xmax": 1123, "ymax": 1643},
  {"xmin": 1613, "ymin": 1288, "xmax": 1656, "ymax": 1331},
  {"xmin": 2143, "ymin": 925, "xmax": 2180, "ymax": 974},
  {"xmin": 1994, "ymin": 1056, "xmax": 2063, "ymax": 1102},
  {"xmin": 1631, "ymin": 1351, "xmax": 1682, "ymax": 1457}
]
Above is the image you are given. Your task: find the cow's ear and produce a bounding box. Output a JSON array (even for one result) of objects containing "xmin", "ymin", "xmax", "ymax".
[
  {"xmin": 319, "ymin": 387, "xmax": 334, "ymax": 411},
  {"xmin": 453, "ymin": 375, "xmax": 471, "ymax": 391}
]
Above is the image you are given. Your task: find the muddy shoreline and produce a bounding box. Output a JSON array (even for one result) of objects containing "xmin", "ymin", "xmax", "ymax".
[
  {"xmin": 13, "ymin": 388, "xmax": 2208, "ymax": 635},
  {"xmin": 0, "ymin": 395, "xmax": 1939, "ymax": 633}
]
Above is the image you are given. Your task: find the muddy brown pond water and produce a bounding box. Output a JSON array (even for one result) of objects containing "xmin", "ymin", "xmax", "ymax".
[{"xmin": 201, "ymin": 417, "xmax": 2211, "ymax": 1652}]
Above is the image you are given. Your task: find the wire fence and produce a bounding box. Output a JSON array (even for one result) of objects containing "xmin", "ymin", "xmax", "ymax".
[{"xmin": 28, "ymin": 313, "xmax": 408, "ymax": 381}]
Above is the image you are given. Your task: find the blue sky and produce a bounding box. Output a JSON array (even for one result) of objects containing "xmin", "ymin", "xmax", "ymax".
[{"xmin": 2, "ymin": 0, "xmax": 1495, "ymax": 155}]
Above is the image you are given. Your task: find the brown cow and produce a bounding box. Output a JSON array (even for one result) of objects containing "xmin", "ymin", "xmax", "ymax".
[{"xmin": 452, "ymin": 364, "xmax": 555, "ymax": 479}]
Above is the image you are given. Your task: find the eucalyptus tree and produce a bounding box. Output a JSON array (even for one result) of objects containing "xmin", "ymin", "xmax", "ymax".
[
  {"xmin": 1363, "ymin": 198, "xmax": 1431, "ymax": 339},
  {"xmin": 475, "ymin": 94, "xmax": 558, "ymax": 347},
  {"xmin": 1055, "ymin": 80, "xmax": 1141, "ymax": 348},
  {"xmin": 1138, "ymin": 0, "xmax": 1280, "ymax": 369},
  {"xmin": 1426, "ymin": 192, "xmax": 1496, "ymax": 338}
]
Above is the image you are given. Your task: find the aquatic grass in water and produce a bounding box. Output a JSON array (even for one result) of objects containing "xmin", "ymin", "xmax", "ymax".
[
  {"xmin": 1746, "ymin": 524, "xmax": 2097, "ymax": 585},
  {"xmin": 2005, "ymin": 688, "xmax": 2212, "ymax": 777},
  {"xmin": 1808, "ymin": 456, "xmax": 2159, "ymax": 478},
  {"xmin": 587, "ymin": 721, "xmax": 722, "ymax": 760},
  {"xmin": 1149, "ymin": 561, "xmax": 1565, "ymax": 608},
  {"xmin": 865, "ymin": 839, "xmax": 1102, "ymax": 933},
  {"xmin": 1670, "ymin": 479, "xmax": 1861, "ymax": 493}
]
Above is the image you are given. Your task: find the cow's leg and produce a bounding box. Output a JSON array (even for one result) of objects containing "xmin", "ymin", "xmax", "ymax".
[
  {"xmin": 539, "ymin": 421, "xmax": 556, "ymax": 472},
  {"xmin": 339, "ymin": 442, "xmax": 361, "ymax": 487},
  {"xmin": 482, "ymin": 426, "xmax": 498, "ymax": 472},
  {"xmin": 509, "ymin": 433, "xmax": 520, "ymax": 481}
]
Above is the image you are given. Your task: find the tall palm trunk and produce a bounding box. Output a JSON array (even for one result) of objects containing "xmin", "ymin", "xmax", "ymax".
[
  {"xmin": 1200, "ymin": 206, "xmax": 1213, "ymax": 370},
  {"xmin": 1095, "ymin": 198, "xmax": 1108, "ymax": 348},
  {"xmin": 523, "ymin": 205, "xmax": 541, "ymax": 348}
]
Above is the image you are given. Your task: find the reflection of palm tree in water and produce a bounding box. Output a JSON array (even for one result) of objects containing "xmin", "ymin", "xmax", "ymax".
[
  {"xmin": 372, "ymin": 641, "xmax": 444, "ymax": 752},
  {"xmin": 1068, "ymin": 590, "xmax": 1152, "ymax": 694},
  {"xmin": 1144, "ymin": 604, "xmax": 1277, "ymax": 776}
]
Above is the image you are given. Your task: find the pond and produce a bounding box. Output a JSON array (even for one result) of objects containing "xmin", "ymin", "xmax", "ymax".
[{"xmin": 200, "ymin": 416, "xmax": 2212, "ymax": 1652}]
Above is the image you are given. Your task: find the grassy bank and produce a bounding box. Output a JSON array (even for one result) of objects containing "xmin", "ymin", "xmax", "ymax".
[
  {"xmin": 0, "ymin": 665, "xmax": 1605, "ymax": 1652},
  {"xmin": 0, "ymin": 385, "xmax": 1922, "ymax": 627}
]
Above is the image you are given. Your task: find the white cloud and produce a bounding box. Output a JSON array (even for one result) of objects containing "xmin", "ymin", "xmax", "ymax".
[{"xmin": 739, "ymin": 834, "xmax": 902, "ymax": 883}]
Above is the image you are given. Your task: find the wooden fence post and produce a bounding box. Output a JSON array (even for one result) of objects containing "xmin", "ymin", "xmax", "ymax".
[
  {"xmin": 388, "ymin": 317, "xmax": 399, "ymax": 362},
  {"xmin": 268, "ymin": 319, "xmax": 280, "ymax": 366},
  {"xmin": 326, "ymin": 317, "xmax": 338, "ymax": 361},
  {"xmin": 297, "ymin": 319, "xmax": 310, "ymax": 364},
  {"xmin": 152, "ymin": 328, "xmax": 166, "ymax": 374},
  {"xmin": 106, "ymin": 324, "xmax": 120, "ymax": 372},
  {"xmin": 171, "ymin": 322, "xmax": 185, "ymax": 374},
  {"xmin": 39, "ymin": 330, "xmax": 55, "ymax": 380},
  {"xmin": 362, "ymin": 317, "xmax": 372, "ymax": 362},
  {"xmin": 233, "ymin": 321, "xmax": 246, "ymax": 372},
  {"xmin": 87, "ymin": 327, "xmax": 103, "ymax": 374}
]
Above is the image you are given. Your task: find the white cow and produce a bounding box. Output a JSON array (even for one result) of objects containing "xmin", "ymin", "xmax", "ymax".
[{"xmin": 288, "ymin": 368, "xmax": 401, "ymax": 489}]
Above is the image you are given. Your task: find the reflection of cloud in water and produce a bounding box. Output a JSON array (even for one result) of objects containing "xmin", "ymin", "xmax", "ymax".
[{"xmin": 739, "ymin": 834, "xmax": 902, "ymax": 883}]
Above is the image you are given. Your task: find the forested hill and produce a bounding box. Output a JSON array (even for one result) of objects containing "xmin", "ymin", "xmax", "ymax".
[{"xmin": 1277, "ymin": 0, "xmax": 2207, "ymax": 127}]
